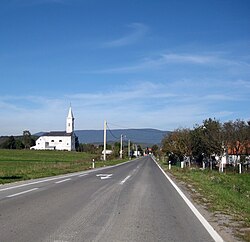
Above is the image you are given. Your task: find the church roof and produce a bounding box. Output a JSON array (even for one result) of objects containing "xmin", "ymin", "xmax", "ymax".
[
  {"xmin": 67, "ymin": 106, "xmax": 74, "ymax": 119},
  {"xmin": 43, "ymin": 131, "xmax": 73, "ymax": 137}
]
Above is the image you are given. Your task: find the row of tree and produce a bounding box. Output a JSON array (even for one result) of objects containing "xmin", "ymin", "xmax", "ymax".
[
  {"xmin": 161, "ymin": 119, "xmax": 250, "ymax": 165},
  {"xmin": 0, "ymin": 131, "xmax": 36, "ymax": 149}
]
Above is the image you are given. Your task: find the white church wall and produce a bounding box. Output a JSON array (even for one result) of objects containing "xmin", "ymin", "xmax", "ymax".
[
  {"xmin": 32, "ymin": 136, "xmax": 73, "ymax": 151},
  {"xmin": 46, "ymin": 136, "xmax": 72, "ymax": 151},
  {"xmin": 33, "ymin": 136, "xmax": 47, "ymax": 150}
]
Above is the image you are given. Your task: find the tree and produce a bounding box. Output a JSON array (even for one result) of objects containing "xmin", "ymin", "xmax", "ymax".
[
  {"xmin": 151, "ymin": 144, "xmax": 159, "ymax": 156},
  {"xmin": 223, "ymin": 120, "xmax": 249, "ymax": 159},
  {"xmin": 176, "ymin": 128, "xmax": 192, "ymax": 157},
  {"xmin": 75, "ymin": 136, "xmax": 79, "ymax": 151},
  {"xmin": 137, "ymin": 145, "xmax": 143, "ymax": 155},
  {"xmin": 113, "ymin": 142, "xmax": 121, "ymax": 157},
  {"xmin": 22, "ymin": 130, "xmax": 35, "ymax": 149},
  {"xmin": 1, "ymin": 136, "xmax": 17, "ymax": 149},
  {"xmin": 190, "ymin": 118, "xmax": 223, "ymax": 167},
  {"xmin": 190, "ymin": 125, "xmax": 206, "ymax": 161},
  {"xmin": 77, "ymin": 143, "xmax": 97, "ymax": 153},
  {"xmin": 162, "ymin": 129, "xmax": 192, "ymax": 161},
  {"xmin": 200, "ymin": 118, "xmax": 222, "ymax": 157},
  {"xmin": 15, "ymin": 139, "xmax": 25, "ymax": 149},
  {"xmin": 162, "ymin": 132, "xmax": 177, "ymax": 156}
]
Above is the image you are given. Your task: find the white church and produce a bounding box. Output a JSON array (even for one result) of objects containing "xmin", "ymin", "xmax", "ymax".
[{"xmin": 31, "ymin": 107, "xmax": 76, "ymax": 151}]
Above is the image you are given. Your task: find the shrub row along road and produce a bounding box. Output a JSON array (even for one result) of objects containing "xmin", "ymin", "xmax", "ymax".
[{"xmin": 0, "ymin": 156, "xmax": 220, "ymax": 242}]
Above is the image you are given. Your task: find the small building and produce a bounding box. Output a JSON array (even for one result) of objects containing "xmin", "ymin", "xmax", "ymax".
[
  {"xmin": 227, "ymin": 141, "xmax": 250, "ymax": 165},
  {"xmin": 31, "ymin": 107, "xmax": 76, "ymax": 151},
  {"xmin": 102, "ymin": 150, "xmax": 113, "ymax": 155}
]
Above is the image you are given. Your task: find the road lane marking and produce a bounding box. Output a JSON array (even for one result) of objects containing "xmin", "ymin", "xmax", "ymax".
[
  {"xmin": 120, "ymin": 164, "xmax": 140, "ymax": 185},
  {"xmin": 7, "ymin": 188, "xmax": 39, "ymax": 198},
  {"xmin": 96, "ymin": 174, "xmax": 110, "ymax": 176},
  {"xmin": 55, "ymin": 178, "xmax": 71, "ymax": 184},
  {"xmin": 152, "ymin": 157, "xmax": 224, "ymax": 242},
  {"xmin": 96, "ymin": 174, "xmax": 113, "ymax": 180},
  {"xmin": 0, "ymin": 158, "xmax": 138, "ymax": 193},
  {"xmin": 78, "ymin": 174, "xmax": 88, "ymax": 177},
  {"xmin": 101, "ymin": 175, "xmax": 112, "ymax": 180},
  {"xmin": 0, "ymin": 172, "xmax": 89, "ymax": 192},
  {"xmin": 120, "ymin": 175, "xmax": 131, "ymax": 185}
]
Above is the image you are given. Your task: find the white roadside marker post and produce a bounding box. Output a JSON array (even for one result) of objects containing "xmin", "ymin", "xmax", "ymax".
[{"xmin": 238, "ymin": 163, "xmax": 242, "ymax": 174}]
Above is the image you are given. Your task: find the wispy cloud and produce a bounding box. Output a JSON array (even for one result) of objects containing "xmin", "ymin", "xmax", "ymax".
[
  {"xmin": 85, "ymin": 51, "xmax": 250, "ymax": 74},
  {"xmin": 102, "ymin": 23, "xmax": 148, "ymax": 48},
  {"xmin": 162, "ymin": 53, "xmax": 215, "ymax": 64},
  {"xmin": 0, "ymin": 79, "xmax": 248, "ymax": 135},
  {"xmin": 66, "ymin": 82, "xmax": 175, "ymax": 104}
]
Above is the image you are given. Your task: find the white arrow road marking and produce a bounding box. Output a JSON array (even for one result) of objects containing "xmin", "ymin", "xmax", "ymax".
[
  {"xmin": 96, "ymin": 174, "xmax": 113, "ymax": 180},
  {"xmin": 101, "ymin": 174, "xmax": 113, "ymax": 180}
]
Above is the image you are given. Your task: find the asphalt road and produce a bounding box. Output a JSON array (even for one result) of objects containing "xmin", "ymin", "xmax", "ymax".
[{"xmin": 0, "ymin": 156, "xmax": 220, "ymax": 242}]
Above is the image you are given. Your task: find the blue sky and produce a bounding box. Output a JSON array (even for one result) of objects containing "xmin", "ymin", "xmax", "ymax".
[{"xmin": 0, "ymin": 0, "xmax": 250, "ymax": 135}]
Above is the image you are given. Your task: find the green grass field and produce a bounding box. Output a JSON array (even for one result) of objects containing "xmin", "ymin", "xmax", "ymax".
[
  {"xmin": 161, "ymin": 163, "xmax": 250, "ymax": 241},
  {"xmin": 0, "ymin": 149, "xmax": 123, "ymax": 184}
]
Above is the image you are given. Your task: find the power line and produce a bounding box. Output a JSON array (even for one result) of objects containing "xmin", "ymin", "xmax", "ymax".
[
  {"xmin": 107, "ymin": 123, "xmax": 131, "ymax": 144},
  {"xmin": 106, "ymin": 123, "xmax": 120, "ymax": 140},
  {"xmin": 106, "ymin": 121, "xmax": 168, "ymax": 145}
]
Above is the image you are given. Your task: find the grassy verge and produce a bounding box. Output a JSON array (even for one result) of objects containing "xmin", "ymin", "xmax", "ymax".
[
  {"xmin": 160, "ymin": 161, "xmax": 250, "ymax": 241},
  {"xmin": 0, "ymin": 149, "xmax": 127, "ymax": 184}
]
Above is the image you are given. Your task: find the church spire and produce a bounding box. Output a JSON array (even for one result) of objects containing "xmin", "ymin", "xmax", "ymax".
[{"xmin": 66, "ymin": 105, "xmax": 74, "ymax": 133}]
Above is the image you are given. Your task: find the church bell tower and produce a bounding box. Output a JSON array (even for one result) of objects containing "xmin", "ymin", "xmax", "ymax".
[{"xmin": 66, "ymin": 106, "xmax": 74, "ymax": 133}]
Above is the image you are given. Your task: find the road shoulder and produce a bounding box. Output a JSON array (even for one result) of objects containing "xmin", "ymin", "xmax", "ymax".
[{"xmin": 165, "ymin": 170, "xmax": 242, "ymax": 242}]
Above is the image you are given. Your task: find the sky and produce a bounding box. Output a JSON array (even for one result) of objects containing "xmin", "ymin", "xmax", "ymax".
[{"xmin": 0, "ymin": 0, "xmax": 250, "ymax": 135}]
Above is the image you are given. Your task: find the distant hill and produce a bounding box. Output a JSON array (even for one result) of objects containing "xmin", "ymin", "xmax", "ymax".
[
  {"xmin": 34, "ymin": 129, "xmax": 170, "ymax": 146},
  {"xmin": 74, "ymin": 129, "xmax": 170, "ymax": 146}
]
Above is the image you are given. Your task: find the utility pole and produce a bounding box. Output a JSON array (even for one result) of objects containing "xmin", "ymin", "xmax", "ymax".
[
  {"xmin": 103, "ymin": 120, "xmax": 107, "ymax": 161},
  {"xmin": 128, "ymin": 139, "xmax": 130, "ymax": 159},
  {"xmin": 120, "ymin": 134, "xmax": 123, "ymax": 159}
]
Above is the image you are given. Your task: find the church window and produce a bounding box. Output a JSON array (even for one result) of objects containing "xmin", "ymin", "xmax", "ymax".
[
  {"xmin": 51, "ymin": 140, "xmax": 54, "ymax": 142},
  {"xmin": 59, "ymin": 140, "xmax": 62, "ymax": 142}
]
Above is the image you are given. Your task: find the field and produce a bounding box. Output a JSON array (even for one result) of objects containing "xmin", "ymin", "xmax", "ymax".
[
  {"xmin": 0, "ymin": 149, "xmax": 123, "ymax": 184},
  {"xmin": 161, "ymin": 163, "xmax": 250, "ymax": 241}
]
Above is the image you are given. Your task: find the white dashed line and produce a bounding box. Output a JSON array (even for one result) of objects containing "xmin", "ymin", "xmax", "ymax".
[
  {"xmin": 120, "ymin": 175, "xmax": 131, "ymax": 185},
  {"xmin": 78, "ymin": 174, "xmax": 88, "ymax": 177},
  {"xmin": 7, "ymin": 188, "xmax": 39, "ymax": 198},
  {"xmin": 0, "ymin": 172, "xmax": 88, "ymax": 192},
  {"xmin": 55, "ymin": 178, "xmax": 71, "ymax": 184}
]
